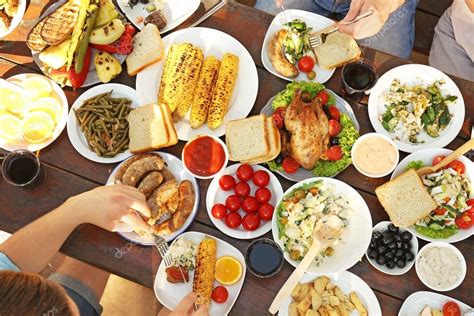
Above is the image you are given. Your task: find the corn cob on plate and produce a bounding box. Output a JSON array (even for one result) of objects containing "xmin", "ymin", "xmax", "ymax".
[
  {"xmin": 154, "ymin": 231, "xmax": 246, "ymax": 315},
  {"xmin": 137, "ymin": 27, "xmax": 258, "ymax": 141}
]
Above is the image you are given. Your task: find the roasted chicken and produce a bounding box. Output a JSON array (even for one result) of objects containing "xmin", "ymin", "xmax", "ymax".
[{"xmin": 284, "ymin": 90, "xmax": 329, "ymax": 169}]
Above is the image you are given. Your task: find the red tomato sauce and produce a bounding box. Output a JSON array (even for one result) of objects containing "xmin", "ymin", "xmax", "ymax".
[{"xmin": 184, "ymin": 136, "xmax": 226, "ymax": 177}]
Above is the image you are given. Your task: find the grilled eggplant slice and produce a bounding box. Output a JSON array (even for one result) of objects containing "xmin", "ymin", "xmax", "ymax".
[
  {"xmin": 40, "ymin": 0, "xmax": 82, "ymax": 45},
  {"xmin": 26, "ymin": 16, "xmax": 48, "ymax": 52}
]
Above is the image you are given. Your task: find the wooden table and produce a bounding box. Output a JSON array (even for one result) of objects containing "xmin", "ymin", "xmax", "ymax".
[{"xmin": 1, "ymin": 1, "xmax": 473, "ymax": 315}]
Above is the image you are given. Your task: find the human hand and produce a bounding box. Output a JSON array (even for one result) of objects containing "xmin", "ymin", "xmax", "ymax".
[
  {"xmin": 169, "ymin": 293, "xmax": 208, "ymax": 316},
  {"xmin": 337, "ymin": 0, "xmax": 404, "ymax": 39},
  {"xmin": 65, "ymin": 184, "xmax": 151, "ymax": 232}
]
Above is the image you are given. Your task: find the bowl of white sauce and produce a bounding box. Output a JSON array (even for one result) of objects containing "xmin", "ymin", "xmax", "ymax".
[{"xmin": 415, "ymin": 242, "xmax": 466, "ymax": 291}]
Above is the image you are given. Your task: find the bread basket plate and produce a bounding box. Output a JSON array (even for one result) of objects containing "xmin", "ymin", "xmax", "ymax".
[
  {"xmin": 260, "ymin": 89, "xmax": 359, "ymax": 182},
  {"xmin": 206, "ymin": 164, "xmax": 284, "ymax": 239},
  {"xmin": 154, "ymin": 231, "xmax": 245, "ymax": 315},
  {"xmin": 106, "ymin": 151, "xmax": 200, "ymax": 245},
  {"xmin": 399, "ymin": 291, "xmax": 472, "ymax": 316},
  {"xmin": 272, "ymin": 177, "xmax": 372, "ymax": 275},
  {"xmin": 0, "ymin": 0, "xmax": 26, "ymax": 38},
  {"xmin": 0, "ymin": 73, "xmax": 69, "ymax": 152},
  {"xmin": 31, "ymin": 1, "xmax": 127, "ymax": 88},
  {"xmin": 368, "ymin": 64, "xmax": 464, "ymax": 153},
  {"xmin": 277, "ymin": 271, "xmax": 381, "ymax": 316},
  {"xmin": 136, "ymin": 27, "xmax": 259, "ymax": 141},
  {"xmin": 261, "ymin": 9, "xmax": 335, "ymax": 83},
  {"xmin": 67, "ymin": 83, "xmax": 139, "ymax": 163},
  {"xmin": 391, "ymin": 148, "xmax": 474, "ymax": 243},
  {"xmin": 116, "ymin": 0, "xmax": 200, "ymax": 34}
]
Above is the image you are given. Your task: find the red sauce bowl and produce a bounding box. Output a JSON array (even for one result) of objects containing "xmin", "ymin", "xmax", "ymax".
[{"xmin": 182, "ymin": 135, "xmax": 228, "ymax": 179}]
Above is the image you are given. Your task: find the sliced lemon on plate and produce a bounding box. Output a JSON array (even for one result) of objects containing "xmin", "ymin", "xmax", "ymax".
[
  {"xmin": 0, "ymin": 87, "xmax": 29, "ymax": 117},
  {"xmin": 215, "ymin": 256, "xmax": 243, "ymax": 285},
  {"xmin": 22, "ymin": 112, "xmax": 55, "ymax": 144},
  {"xmin": 0, "ymin": 113, "xmax": 22, "ymax": 141},
  {"xmin": 20, "ymin": 76, "xmax": 53, "ymax": 100},
  {"xmin": 29, "ymin": 97, "xmax": 62, "ymax": 124}
]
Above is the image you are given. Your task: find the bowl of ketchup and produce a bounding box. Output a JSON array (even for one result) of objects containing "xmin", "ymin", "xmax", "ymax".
[{"xmin": 182, "ymin": 135, "xmax": 228, "ymax": 179}]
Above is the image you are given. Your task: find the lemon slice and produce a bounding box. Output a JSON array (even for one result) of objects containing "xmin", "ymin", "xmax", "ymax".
[
  {"xmin": 22, "ymin": 112, "xmax": 55, "ymax": 144},
  {"xmin": 215, "ymin": 256, "xmax": 243, "ymax": 285},
  {"xmin": 20, "ymin": 76, "xmax": 53, "ymax": 100},
  {"xmin": 29, "ymin": 97, "xmax": 62, "ymax": 124},
  {"xmin": 0, "ymin": 113, "xmax": 22, "ymax": 141},
  {"xmin": 0, "ymin": 87, "xmax": 29, "ymax": 117}
]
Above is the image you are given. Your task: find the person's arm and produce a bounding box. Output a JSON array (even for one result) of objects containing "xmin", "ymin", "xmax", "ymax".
[{"xmin": 0, "ymin": 185, "xmax": 151, "ymax": 273}]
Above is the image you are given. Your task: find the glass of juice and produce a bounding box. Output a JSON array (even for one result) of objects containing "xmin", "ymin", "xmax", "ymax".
[
  {"xmin": 2, "ymin": 150, "xmax": 43, "ymax": 187},
  {"xmin": 341, "ymin": 58, "xmax": 378, "ymax": 102},
  {"xmin": 245, "ymin": 238, "xmax": 284, "ymax": 278}
]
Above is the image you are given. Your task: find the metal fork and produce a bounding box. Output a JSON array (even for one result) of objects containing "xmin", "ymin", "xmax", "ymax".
[
  {"xmin": 309, "ymin": 9, "xmax": 374, "ymax": 48},
  {"xmin": 152, "ymin": 234, "xmax": 190, "ymax": 285}
]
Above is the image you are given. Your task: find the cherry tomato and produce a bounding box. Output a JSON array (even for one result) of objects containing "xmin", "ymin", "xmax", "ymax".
[
  {"xmin": 211, "ymin": 286, "xmax": 229, "ymax": 303},
  {"xmin": 432, "ymin": 155, "xmax": 446, "ymax": 166},
  {"xmin": 252, "ymin": 170, "xmax": 270, "ymax": 187},
  {"xmin": 225, "ymin": 212, "xmax": 242, "ymax": 228},
  {"xmin": 316, "ymin": 90, "xmax": 329, "ymax": 105},
  {"xmin": 326, "ymin": 145, "xmax": 343, "ymax": 161},
  {"xmin": 433, "ymin": 207, "xmax": 447, "ymax": 216},
  {"xmin": 241, "ymin": 196, "xmax": 259, "ymax": 213},
  {"xmin": 282, "ymin": 157, "xmax": 299, "ymax": 173},
  {"xmin": 234, "ymin": 181, "xmax": 250, "ymax": 198},
  {"xmin": 328, "ymin": 106, "xmax": 340, "ymax": 121},
  {"xmin": 258, "ymin": 203, "xmax": 274, "ymax": 221},
  {"xmin": 467, "ymin": 199, "xmax": 474, "ymax": 208},
  {"xmin": 447, "ymin": 160, "xmax": 466, "ymax": 174},
  {"xmin": 211, "ymin": 204, "xmax": 227, "ymax": 219},
  {"xmin": 328, "ymin": 119, "xmax": 342, "ymax": 137},
  {"xmin": 225, "ymin": 195, "xmax": 241, "ymax": 212},
  {"xmin": 255, "ymin": 187, "xmax": 272, "ymax": 204},
  {"xmin": 242, "ymin": 213, "xmax": 260, "ymax": 231},
  {"xmin": 443, "ymin": 301, "xmax": 461, "ymax": 316},
  {"xmin": 272, "ymin": 113, "xmax": 284, "ymax": 129},
  {"xmin": 219, "ymin": 175, "xmax": 236, "ymax": 191},
  {"xmin": 297, "ymin": 56, "xmax": 315, "ymax": 73},
  {"xmin": 274, "ymin": 107, "xmax": 286, "ymax": 119},
  {"xmin": 455, "ymin": 212, "xmax": 472, "ymax": 229},
  {"xmin": 236, "ymin": 164, "xmax": 254, "ymax": 182}
]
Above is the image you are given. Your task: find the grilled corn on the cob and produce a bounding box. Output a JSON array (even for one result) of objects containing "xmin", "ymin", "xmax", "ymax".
[
  {"xmin": 192, "ymin": 237, "xmax": 217, "ymax": 307},
  {"xmin": 190, "ymin": 56, "xmax": 221, "ymax": 129},
  {"xmin": 158, "ymin": 43, "xmax": 203, "ymax": 119}
]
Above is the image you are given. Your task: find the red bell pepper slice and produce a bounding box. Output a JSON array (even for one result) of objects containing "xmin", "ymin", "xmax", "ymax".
[
  {"xmin": 90, "ymin": 32, "xmax": 133, "ymax": 55},
  {"xmin": 68, "ymin": 46, "xmax": 92, "ymax": 88}
]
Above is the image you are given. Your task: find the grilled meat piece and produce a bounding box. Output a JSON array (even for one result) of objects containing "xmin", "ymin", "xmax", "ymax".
[
  {"xmin": 121, "ymin": 155, "xmax": 165, "ymax": 187},
  {"xmin": 144, "ymin": 9, "xmax": 167, "ymax": 30},
  {"xmin": 137, "ymin": 171, "xmax": 163, "ymax": 198},
  {"xmin": 165, "ymin": 266, "xmax": 189, "ymax": 283}
]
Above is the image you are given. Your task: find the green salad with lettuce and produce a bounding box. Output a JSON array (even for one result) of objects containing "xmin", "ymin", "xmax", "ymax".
[{"xmin": 267, "ymin": 81, "xmax": 359, "ymax": 177}]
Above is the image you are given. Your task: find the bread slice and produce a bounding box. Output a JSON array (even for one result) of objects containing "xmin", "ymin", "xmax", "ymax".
[
  {"xmin": 375, "ymin": 169, "xmax": 436, "ymax": 227},
  {"xmin": 126, "ymin": 24, "xmax": 164, "ymax": 76},
  {"xmin": 313, "ymin": 31, "xmax": 361, "ymax": 69},
  {"xmin": 159, "ymin": 103, "xmax": 178, "ymax": 147},
  {"xmin": 244, "ymin": 117, "xmax": 281, "ymax": 164},
  {"xmin": 128, "ymin": 104, "xmax": 169, "ymax": 153},
  {"xmin": 226, "ymin": 115, "xmax": 269, "ymax": 162}
]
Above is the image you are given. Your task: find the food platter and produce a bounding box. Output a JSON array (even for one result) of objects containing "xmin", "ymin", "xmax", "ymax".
[
  {"xmin": 272, "ymin": 177, "xmax": 372, "ymax": 275},
  {"xmin": 116, "ymin": 0, "xmax": 200, "ymax": 33},
  {"xmin": 67, "ymin": 83, "xmax": 139, "ymax": 163},
  {"xmin": 136, "ymin": 27, "xmax": 259, "ymax": 141},
  {"xmin": 368, "ymin": 64, "xmax": 464, "ymax": 153},
  {"xmin": 106, "ymin": 151, "xmax": 200, "ymax": 245},
  {"xmin": 391, "ymin": 148, "xmax": 474, "ymax": 243},
  {"xmin": 154, "ymin": 231, "xmax": 246, "ymax": 315},
  {"xmin": 0, "ymin": 0, "xmax": 26, "ymax": 38},
  {"xmin": 399, "ymin": 291, "xmax": 472, "ymax": 316},
  {"xmin": 261, "ymin": 9, "xmax": 335, "ymax": 83}
]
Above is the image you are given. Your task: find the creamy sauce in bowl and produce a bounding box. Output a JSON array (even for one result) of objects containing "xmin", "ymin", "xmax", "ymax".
[{"xmin": 352, "ymin": 134, "xmax": 398, "ymax": 177}]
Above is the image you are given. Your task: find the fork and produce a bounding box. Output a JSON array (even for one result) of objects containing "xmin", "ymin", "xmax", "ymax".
[
  {"xmin": 153, "ymin": 234, "xmax": 188, "ymax": 283},
  {"xmin": 309, "ymin": 9, "xmax": 374, "ymax": 48}
]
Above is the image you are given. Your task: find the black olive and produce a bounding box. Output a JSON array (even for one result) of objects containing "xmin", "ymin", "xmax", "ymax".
[
  {"xmin": 385, "ymin": 251, "xmax": 395, "ymax": 260},
  {"xmin": 377, "ymin": 245, "xmax": 387, "ymax": 255},
  {"xmin": 139, "ymin": 0, "xmax": 149, "ymax": 3},
  {"xmin": 396, "ymin": 258, "xmax": 406, "ymax": 268},
  {"xmin": 394, "ymin": 234, "xmax": 402, "ymax": 243},
  {"xmin": 382, "ymin": 235, "xmax": 394, "ymax": 245},
  {"xmin": 368, "ymin": 249, "xmax": 378, "ymax": 259},
  {"xmin": 130, "ymin": 0, "xmax": 139, "ymax": 5},
  {"xmin": 369, "ymin": 241, "xmax": 377, "ymax": 249},
  {"xmin": 388, "ymin": 223, "xmax": 399, "ymax": 234},
  {"xmin": 405, "ymin": 251, "xmax": 415, "ymax": 262},
  {"xmin": 330, "ymin": 137, "xmax": 339, "ymax": 146},
  {"xmin": 275, "ymin": 154, "xmax": 283, "ymax": 164},
  {"xmin": 401, "ymin": 231, "xmax": 413, "ymax": 242},
  {"xmin": 402, "ymin": 242, "xmax": 412, "ymax": 250},
  {"xmin": 395, "ymin": 249, "xmax": 404, "ymax": 258},
  {"xmin": 376, "ymin": 256, "xmax": 386, "ymax": 265},
  {"xmin": 388, "ymin": 242, "xmax": 397, "ymax": 250},
  {"xmin": 386, "ymin": 260, "xmax": 396, "ymax": 269}
]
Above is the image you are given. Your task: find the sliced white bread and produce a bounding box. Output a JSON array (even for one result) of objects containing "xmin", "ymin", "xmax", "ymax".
[
  {"xmin": 226, "ymin": 115, "xmax": 269, "ymax": 162},
  {"xmin": 375, "ymin": 169, "xmax": 436, "ymax": 227},
  {"xmin": 313, "ymin": 31, "xmax": 361, "ymax": 70},
  {"xmin": 244, "ymin": 117, "xmax": 281, "ymax": 164},
  {"xmin": 126, "ymin": 24, "xmax": 164, "ymax": 76},
  {"xmin": 159, "ymin": 103, "xmax": 178, "ymax": 147},
  {"xmin": 128, "ymin": 104, "xmax": 169, "ymax": 153}
]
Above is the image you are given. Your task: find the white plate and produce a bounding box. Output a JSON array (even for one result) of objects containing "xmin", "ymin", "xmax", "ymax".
[
  {"xmin": 272, "ymin": 177, "xmax": 372, "ymax": 274},
  {"xmin": 398, "ymin": 291, "xmax": 472, "ymax": 316},
  {"xmin": 116, "ymin": 0, "xmax": 200, "ymax": 34},
  {"xmin": 391, "ymin": 148, "xmax": 474, "ymax": 243},
  {"xmin": 0, "ymin": 0, "xmax": 26, "ymax": 38},
  {"xmin": 136, "ymin": 27, "xmax": 259, "ymax": 141},
  {"xmin": 367, "ymin": 64, "xmax": 465, "ymax": 153},
  {"xmin": 67, "ymin": 83, "xmax": 139, "ymax": 163},
  {"xmin": 260, "ymin": 89, "xmax": 360, "ymax": 182},
  {"xmin": 261, "ymin": 9, "xmax": 335, "ymax": 83},
  {"xmin": 0, "ymin": 73, "xmax": 69, "ymax": 152},
  {"xmin": 31, "ymin": 1, "xmax": 126, "ymax": 88},
  {"xmin": 206, "ymin": 164, "xmax": 284, "ymax": 239},
  {"xmin": 154, "ymin": 231, "xmax": 246, "ymax": 315},
  {"xmin": 106, "ymin": 151, "xmax": 199, "ymax": 245},
  {"xmin": 278, "ymin": 271, "xmax": 382, "ymax": 316}
]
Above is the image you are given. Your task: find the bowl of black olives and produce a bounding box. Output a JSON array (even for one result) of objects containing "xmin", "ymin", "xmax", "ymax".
[{"xmin": 365, "ymin": 221, "xmax": 418, "ymax": 275}]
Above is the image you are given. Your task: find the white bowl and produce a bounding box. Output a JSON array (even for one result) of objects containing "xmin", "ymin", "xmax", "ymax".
[
  {"xmin": 182, "ymin": 134, "xmax": 229, "ymax": 180},
  {"xmin": 415, "ymin": 242, "xmax": 466, "ymax": 292},
  {"xmin": 351, "ymin": 132, "xmax": 399, "ymax": 178},
  {"xmin": 365, "ymin": 221, "xmax": 418, "ymax": 276}
]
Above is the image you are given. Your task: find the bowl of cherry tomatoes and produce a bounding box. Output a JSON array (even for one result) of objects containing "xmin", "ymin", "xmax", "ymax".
[{"xmin": 206, "ymin": 163, "xmax": 284, "ymax": 239}]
